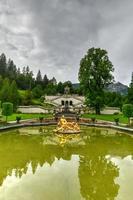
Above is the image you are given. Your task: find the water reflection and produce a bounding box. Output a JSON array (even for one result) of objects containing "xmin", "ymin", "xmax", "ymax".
[
  {"xmin": 79, "ymin": 155, "xmax": 119, "ymax": 200},
  {"xmin": 0, "ymin": 126, "xmax": 133, "ymax": 200}
]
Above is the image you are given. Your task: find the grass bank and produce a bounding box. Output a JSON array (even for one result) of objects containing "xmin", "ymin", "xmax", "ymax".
[
  {"xmin": 1, "ymin": 113, "xmax": 53, "ymax": 122},
  {"xmin": 81, "ymin": 114, "xmax": 128, "ymax": 124}
]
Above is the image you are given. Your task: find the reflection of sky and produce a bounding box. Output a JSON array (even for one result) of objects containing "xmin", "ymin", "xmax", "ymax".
[
  {"xmin": 107, "ymin": 155, "xmax": 133, "ymax": 200},
  {"xmin": 0, "ymin": 155, "xmax": 83, "ymax": 200}
]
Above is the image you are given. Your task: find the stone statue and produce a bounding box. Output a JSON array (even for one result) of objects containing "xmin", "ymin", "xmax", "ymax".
[{"xmin": 54, "ymin": 116, "xmax": 80, "ymax": 133}]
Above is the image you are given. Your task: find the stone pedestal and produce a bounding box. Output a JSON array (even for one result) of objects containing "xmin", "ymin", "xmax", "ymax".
[{"xmin": 130, "ymin": 117, "xmax": 133, "ymax": 126}]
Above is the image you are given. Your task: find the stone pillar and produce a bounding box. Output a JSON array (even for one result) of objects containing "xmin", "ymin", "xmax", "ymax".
[{"xmin": 130, "ymin": 118, "xmax": 133, "ymax": 126}]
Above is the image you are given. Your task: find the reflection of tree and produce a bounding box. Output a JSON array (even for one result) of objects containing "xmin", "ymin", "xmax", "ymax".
[
  {"xmin": 0, "ymin": 131, "xmax": 56, "ymax": 186},
  {"xmin": 78, "ymin": 127, "xmax": 133, "ymax": 200},
  {"xmin": 78, "ymin": 155, "xmax": 119, "ymax": 200}
]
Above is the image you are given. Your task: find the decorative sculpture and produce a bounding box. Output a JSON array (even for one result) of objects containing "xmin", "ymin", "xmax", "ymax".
[{"xmin": 54, "ymin": 116, "xmax": 80, "ymax": 134}]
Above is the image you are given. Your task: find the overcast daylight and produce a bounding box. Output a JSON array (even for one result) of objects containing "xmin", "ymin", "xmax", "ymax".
[
  {"xmin": 1, "ymin": 1, "xmax": 133, "ymax": 199},
  {"xmin": 0, "ymin": 0, "xmax": 133, "ymax": 84}
]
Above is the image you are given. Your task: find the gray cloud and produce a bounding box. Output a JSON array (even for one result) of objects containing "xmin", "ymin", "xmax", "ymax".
[{"xmin": 0, "ymin": 0, "xmax": 133, "ymax": 84}]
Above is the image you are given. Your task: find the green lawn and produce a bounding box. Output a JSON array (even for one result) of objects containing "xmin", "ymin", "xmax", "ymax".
[
  {"xmin": 1, "ymin": 113, "xmax": 53, "ymax": 122},
  {"xmin": 0, "ymin": 112, "xmax": 128, "ymax": 124},
  {"xmin": 81, "ymin": 113, "xmax": 128, "ymax": 124}
]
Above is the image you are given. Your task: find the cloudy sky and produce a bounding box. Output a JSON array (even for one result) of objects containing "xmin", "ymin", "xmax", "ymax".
[{"xmin": 0, "ymin": 0, "xmax": 133, "ymax": 85}]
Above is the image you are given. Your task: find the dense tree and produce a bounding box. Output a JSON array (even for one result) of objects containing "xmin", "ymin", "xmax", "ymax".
[
  {"xmin": 36, "ymin": 70, "xmax": 42, "ymax": 84},
  {"xmin": 76, "ymin": 85, "xmax": 84, "ymax": 95},
  {"xmin": 104, "ymin": 92, "xmax": 123, "ymax": 109},
  {"xmin": 0, "ymin": 53, "xmax": 7, "ymax": 77},
  {"xmin": 44, "ymin": 83, "xmax": 57, "ymax": 95},
  {"xmin": 43, "ymin": 74, "xmax": 49, "ymax": 87},
  {"xmin": 128, "ymin": 72, "xmax": 133, "ymax": 103},
  {"xmin": 0, "ymin": 78, "xmax": 10, "ymax": 102},
  {"xmin": 57, "ymin": 82, "xmax": 64, "ymax": 94},
  {"xmin": 0, "ymin": 75, "xmax": 3, "ymax": 90},
  {"xmin": 25, "ymin": 66, "xmax": 34, "ymax": 89},
  {"xmin": 122, "ymin": 104, "xmax": 133, "ymax": 124},
  {"xmin": 16, "ymin": 66, "xmax": 34, "ymax": 90},
  {"xmin": 9, "ymin": 80, "xmax": 19, "ymax": 111},
  {"xmin": 7, "ymin": 59, "xmax": 17, "ymax": 80},
  {"xmin": 79, "ymin": 47, "xmax": 114, "ymax": 114},
  {"xmin": 23, "ymin": 90, "xmax": 33, "ymax": 105},
  {"xmin": 32, "ymin": 85, "xmax": 43, "ymax": 98},
  {"xmin": 63, "ymin": 81, "xmax": 73, "ymax": 94}
]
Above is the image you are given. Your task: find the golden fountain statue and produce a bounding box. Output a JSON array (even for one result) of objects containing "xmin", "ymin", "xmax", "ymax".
[{"xmin": 54, "ymin": 116, "xmax": 80, "ymax": 134}]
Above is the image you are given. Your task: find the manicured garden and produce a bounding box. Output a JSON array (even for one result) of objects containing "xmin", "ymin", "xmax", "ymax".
[
  {"xmin": 81, "ymin": 113, "xmax": 128, "ymax": 124},
  {"xmin": 0, "ymin": 113, "xmax": 53, "ymax": 122},
  {"xmin": 1, "ymin": 113, "xmax": 128, "ymax": 125}
]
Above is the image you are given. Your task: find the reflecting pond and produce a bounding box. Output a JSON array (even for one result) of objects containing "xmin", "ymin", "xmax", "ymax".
[{"xmin": 0, "ymin": 126, "xmax": 133, "ymax": 200}]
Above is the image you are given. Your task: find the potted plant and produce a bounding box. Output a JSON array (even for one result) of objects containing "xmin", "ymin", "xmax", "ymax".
[
  {"xmin": 114, "ymin": 118, "xmax": 119, "ymax": 126},
  {"xmin": 16, "ymin": 116, "xmax": 21, "ymax": 124},
  {"xmin": 91, "ymin": 117, "xmax": 96, "ymax": 124},
  {"xmin": 39, "ymin": 116, "xmax": 44, "ymax": 123}
]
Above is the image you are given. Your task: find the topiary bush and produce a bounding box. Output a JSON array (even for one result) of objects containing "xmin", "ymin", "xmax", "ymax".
[
  {"xmin": 2, "ymin": 102, "xmax": 13, "ymax": 123},
  {"xmin": 122, "ymin": 104, "xmax": 133, "ymax": 124},
  {"xmin": 114, "ymin": 118, "xmax": 119, "ymax": 125},
  {"xmin": 16, "ymin": 116, "xmax": 21, "ymax": 124}
]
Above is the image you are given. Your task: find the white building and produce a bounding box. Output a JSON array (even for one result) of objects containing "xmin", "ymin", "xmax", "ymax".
[{"xmin": 45, "ymin": 95, "xmax": 85, "ymax": 111}]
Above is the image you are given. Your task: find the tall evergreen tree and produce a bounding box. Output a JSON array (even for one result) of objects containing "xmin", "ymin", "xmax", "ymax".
[
  {"xmin": 0, "ymin": 75, "xmax": 3, "ymax": 90},
  {"xmin": 17, "ymin": 66, "xmax": 34, "ymax": 90},
  {"xmin": 22, "ymin": 67, "xmax": 26, "ymax": 76},
  {"xmin": 36, "ymin": 70, "xmax": 42, "ymax": 83},
  {"xmin": 9, "ymin": 80, "xmax": 19, "ymax": 110},
  {"xmin": 0, "ymin": 53, "xmax": 7, "ymax": 77},
  {"xmin": 43, "ymin": 74, "xmax": 49, "ymax": 87},
  {"xmin": 0, "ymin": 78, "xmax": 10, "ymax": 102},
  {"xmin": 130, "ymin": 72, "xmax": 133, "ymax": 88},
  {"xmin": 7, "ymin": 59, "xmax": 17, "ymax": 80},
  {"xmin": 128, "ymin": 72, "xmax": 133, "ymax": 103},
  {"xmin": 25, "ymin": 66, "xmax": 34, "ymax": 90}
]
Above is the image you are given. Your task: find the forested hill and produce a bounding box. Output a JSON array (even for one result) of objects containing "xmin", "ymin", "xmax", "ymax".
[
  {"xmin": 72, "ymin": 82, "xmax": 128, "ymax": 95},
  {"xmin": 107, "ymin": 82, "xmax": 128, "ymax": 95}
]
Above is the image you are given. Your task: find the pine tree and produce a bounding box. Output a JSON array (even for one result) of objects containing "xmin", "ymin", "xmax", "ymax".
[
  {"xmin": 7, "ymin": 59, "xmax": 17, "ymax": 80},
  {"xmin": 0, "ymin": 78, "xmax": 10, "ymax": 102},
  {"xmin": 36, "ymin": 70, "xmax": 42, "ymax": 83},
  {"xmin": 26, "ymin": 66, "xmax": 30, "ymax": 75},
  {"xmin": 0, "ymin": 53, "xmax": 7, "ymax": 77},
  {"xmin": 0, "ymin": 75, "xmax": 3, "ymax": 90},
  {"xmin": 128, "ymin": 72, "xmax": 133, "ymax": 103},
  {"xmin": 43, "ymin": 74, "xmax": 49, "ymax": 87},
  {"xmin": 22, "ymin": 67, "xmax": 26, "ymax": 76},
  {"xmin": 130, "ymin": 72, "xmax": 133, "ymax": 88}
]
